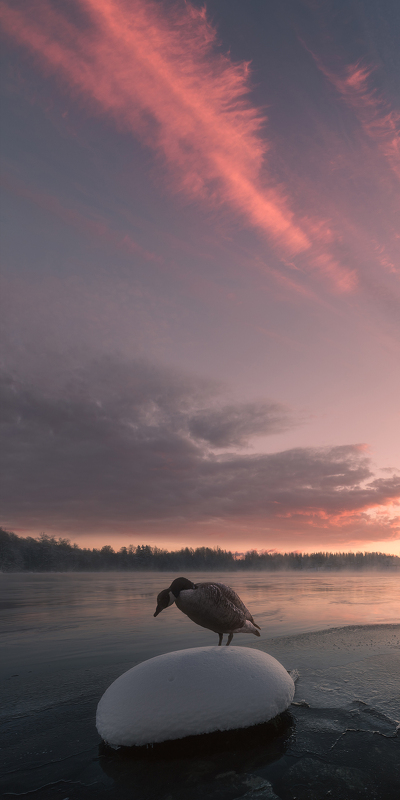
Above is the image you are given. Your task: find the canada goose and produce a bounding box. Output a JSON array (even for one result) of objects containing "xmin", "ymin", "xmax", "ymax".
[{"xmin": 153, "ymin": 576, "xmax": 261, "ymax": 645}]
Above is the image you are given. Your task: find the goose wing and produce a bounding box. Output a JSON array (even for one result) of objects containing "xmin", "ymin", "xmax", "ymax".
[
  {"xmin": 179, "ymin": 583, "xmax": 247, "ymax": 632},
  {"xmin": 197, "ymin": 582, "xmax": 260, "ymax": 629}
]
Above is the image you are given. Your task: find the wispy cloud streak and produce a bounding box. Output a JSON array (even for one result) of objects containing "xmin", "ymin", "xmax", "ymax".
[
  {"xmin": 310, "ymin": 53, "xmax": 400, "ymax": 181},
  {"xmin": 1, "ymin": 0, "xmax": 336, "ymax": 266}
]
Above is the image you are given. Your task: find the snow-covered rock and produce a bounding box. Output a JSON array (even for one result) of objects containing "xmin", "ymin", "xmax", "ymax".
[{"xmin": 96, "ymin": 646, "xmax": 295, "ymax": 747}]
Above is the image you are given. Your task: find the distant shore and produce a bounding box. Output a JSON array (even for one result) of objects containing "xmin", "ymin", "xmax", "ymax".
[{"xmin": 1, "ymin": 528, "xmax": 399, "ymax": 573}]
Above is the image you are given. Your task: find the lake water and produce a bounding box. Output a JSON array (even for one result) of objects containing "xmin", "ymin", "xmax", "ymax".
[{"xmin": 1, "ymin": 572, "xmax": 400, "ymax": 799}]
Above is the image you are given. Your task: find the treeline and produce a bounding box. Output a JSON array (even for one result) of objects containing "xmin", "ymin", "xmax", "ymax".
[{"xmin": 1, "ymin": 529, "xmax": 399, "ymax": 572}]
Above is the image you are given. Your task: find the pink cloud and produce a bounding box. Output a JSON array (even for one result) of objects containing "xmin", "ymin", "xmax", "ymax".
[
  {"xmin": 309, "ymin": 54, "xmax": 400, "ymax": 181},
  {"xmin": 0, "ymin": 0, "xmax": 358, "ymax": 292},
  {"xmin": 310, "ymin": 253, "xmax": 357, "ymax": 293}
]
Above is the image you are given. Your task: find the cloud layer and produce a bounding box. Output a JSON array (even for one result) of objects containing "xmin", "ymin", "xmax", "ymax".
[
  {"xmin": 1, "ymin": 358, "xmax": 399, "ymax": 544},
  {"xmin": 0, "ymin": 0, "xmax": 359, "ymax": 290},
  {"xmin": 1, "ymin": 1, "xmax": 400, "ymax": 552}
]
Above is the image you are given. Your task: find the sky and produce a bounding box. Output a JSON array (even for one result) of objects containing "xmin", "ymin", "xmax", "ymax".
[{"xmin": 1, "ymin": 0, "xmax": 399, "ymax": 555}]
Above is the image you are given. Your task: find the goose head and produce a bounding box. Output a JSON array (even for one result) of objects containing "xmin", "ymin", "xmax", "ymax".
[{"xmin": 153, "ymin": 577, "xmax": 195, "ymax": 617}]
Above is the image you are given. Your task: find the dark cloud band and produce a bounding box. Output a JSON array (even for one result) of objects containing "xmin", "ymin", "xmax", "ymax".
[{"xmin": 1, "ymin": 359, "xmax": 398, "ymax": 535}]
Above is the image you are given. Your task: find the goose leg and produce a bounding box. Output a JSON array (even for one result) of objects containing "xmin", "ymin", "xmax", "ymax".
[
  {"xmin": 226, "ymin": 633, "xmax": 233, "ymax": 646},
  {"xmin": 218, "ymin": 633, "xmax": 223, "ymax": 646}
]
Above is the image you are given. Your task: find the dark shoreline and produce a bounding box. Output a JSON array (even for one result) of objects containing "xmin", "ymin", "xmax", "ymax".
[{"xmin": 2, "ymin": 528, "xmax": 399, "ymax": 573}]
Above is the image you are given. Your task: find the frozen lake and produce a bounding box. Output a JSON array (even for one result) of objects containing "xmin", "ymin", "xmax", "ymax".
[
  {"xmin": 2, "ymin": 571, "xmax": 400, "ymax": 674},
  {"xmin": 1, "ymin": 571, "xmax": 399, "ymax": 799}
]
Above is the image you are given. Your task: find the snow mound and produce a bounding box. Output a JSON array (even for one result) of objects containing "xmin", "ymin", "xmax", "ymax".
[{"xmin": 96, "ymin": 646, "xmax": 295, "ymax": 747}]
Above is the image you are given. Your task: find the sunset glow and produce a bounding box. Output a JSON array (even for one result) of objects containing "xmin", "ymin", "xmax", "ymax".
[{"xmin": 1, "ymin": 0, "xmax": 399, "ymax": 554}]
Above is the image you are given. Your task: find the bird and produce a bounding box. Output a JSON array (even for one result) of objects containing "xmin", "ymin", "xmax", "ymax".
[{"xmin": 153, "ymin": 576, "xmax": 261, "ymax": 645}]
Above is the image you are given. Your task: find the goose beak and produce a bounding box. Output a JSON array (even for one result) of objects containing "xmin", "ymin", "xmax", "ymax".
[{"xmin": 153, "ymin": 588, "xmax": 171, "ymax": 617}]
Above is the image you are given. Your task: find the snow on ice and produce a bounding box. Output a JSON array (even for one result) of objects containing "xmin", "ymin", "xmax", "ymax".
[{"xmin": 96, "ymin": 646, "xmax": 295, "ymax": 747}]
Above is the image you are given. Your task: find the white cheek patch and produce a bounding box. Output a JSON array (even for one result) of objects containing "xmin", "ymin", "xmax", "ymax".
[{"xmin": 168, "ymin": 592, "xmax": 176, "ymax": 607}]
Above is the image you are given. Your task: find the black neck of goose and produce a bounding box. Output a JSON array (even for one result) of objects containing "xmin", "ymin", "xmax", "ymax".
[{"xmin": 169, "ymin": 577, "xmax": 195, "ymax": 597}]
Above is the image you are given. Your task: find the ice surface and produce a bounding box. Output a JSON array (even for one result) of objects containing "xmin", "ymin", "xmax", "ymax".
[
  {"xmin": 264, "ymin": 624, "xmax": 400, "ymax": 723},
  {"xmin": 2, "ymin": 574, "xmax": 399, "ymax": 798},
  {"xmin": 96, "ymin": 645, "xmax": 295, "ymax": 747}
]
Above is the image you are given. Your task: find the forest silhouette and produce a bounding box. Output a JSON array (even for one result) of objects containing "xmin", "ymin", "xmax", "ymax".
[{"xmin": 1, "ymin": 529, "xmax": 399, "ymax": 572}]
